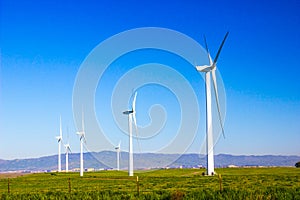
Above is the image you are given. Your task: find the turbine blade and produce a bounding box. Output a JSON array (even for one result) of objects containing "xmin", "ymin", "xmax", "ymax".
[
  {"xmin": 132, "ymin": 113, "xmax": 138, "ymax": 136},
  {"xmin": 132, "ymin": 113, "xmax": 141, "ymax": 153},
  {"xmin": 132, "ymin": 92, "xmax": 137, "ymax": 112},
  {"xmin": 82, "ymin": 110, "xmax": 85, "ymax": 132},
  {"xmin": 60, "ymin": 115, "xmax": 62, "ymax": 138},
  {"xmin": 212, "ymin": 69, "xmax": 219, "ymax": 102},
  {"xmin": 203, "ymin": 35, "xmax": 213, "ymax": 65},
  {"xmin": 203, "ymin": 35, "xmax": 209, "ymax": 54},
  {"xmin": 213, "ymin": 32, "xmax": 229, "ymax": 66},
  {"xmin": 212, "ymin": 69, "xmax": 225, "ymax": 138},
  {"xmin": 208, "ymin": 54, "xmax": 213, "ymax": 66},
  {"xmin": 67, "ymin": 126, "xmax": 70, "ymax": 144},
  {"xmin": 83, "ymin": 134, "xmax": 87, "ymax": 144}
]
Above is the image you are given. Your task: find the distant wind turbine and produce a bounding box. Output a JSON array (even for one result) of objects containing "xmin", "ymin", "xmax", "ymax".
[
  {"xmin": 115, "ymin": 141, "xmax": 121, "ymax": 171},
  {"xmin": 64, "ymin": 128, "xmax": 71, "ymax": 173},
  {"xmin": 55, "ymin": 116, "xmax": 62, "ymax": 172},
  {"xmin": 76, "ymin": 111, "xmax": 86, "ymax": 176},
  {"xmin": 196, "ymin": 32, "xmax": 228, "ymax": 175},
  {"xmin": 123, "ymin": 92, "xmax": 138, "ymax": 176}
]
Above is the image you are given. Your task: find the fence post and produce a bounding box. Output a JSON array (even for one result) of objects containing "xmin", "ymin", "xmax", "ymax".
[
  {"xmin": 68, "ymin": 178, "xmax": 71, "ymax": 193},
  {"xmin": 218, "ymin": 174, "xmax": 223, "ymax": 192},
  {"xmin": 136, "ymin": 176, "xmax": 139, "ymax": 196},
  {"xmin": 8, "ymin": 178, "xmax": 10, "ymax": 194}
]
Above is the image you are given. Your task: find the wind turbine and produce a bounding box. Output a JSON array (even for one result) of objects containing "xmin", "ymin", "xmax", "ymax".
[
  {"xmin": 115, "ymin": 141, "xmax": 121, "ymax": 171},
  {"xmin": 123, "ymin": 92, "xmax": 138, "ymax": 176},
  {"xmin": 64, "ymin": 128, "xmax": 71, "ymax": 173},
  {"xmin": 196, "ymin": 32, "xmax": 228, "ymax": 175},
  {"xmin": 55, "ymin": 116, "xmax": 62, "ymax": 172},
  {"xmin": 76, "ymin": 111, "xmax": 86, "ymax": 176},
  {"xmin": 64, "ymin": 143, "xmax": 71, "ymax": 172}
]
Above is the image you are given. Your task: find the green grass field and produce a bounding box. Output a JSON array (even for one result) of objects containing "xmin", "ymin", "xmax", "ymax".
[{"xmin": 1, "ymin": 167, "xmax": 299, "ymax": 199}]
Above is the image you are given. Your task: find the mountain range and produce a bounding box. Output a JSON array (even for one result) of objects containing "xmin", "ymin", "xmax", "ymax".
[{"xmin": 0, "ymin": 151, "xmax": 299, "ymax": 172}]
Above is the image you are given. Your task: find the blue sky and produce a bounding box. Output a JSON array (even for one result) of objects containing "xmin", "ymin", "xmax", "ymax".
[{"xmin": 1, "ymin": 0, "xmax": 300, "ymax": 160}]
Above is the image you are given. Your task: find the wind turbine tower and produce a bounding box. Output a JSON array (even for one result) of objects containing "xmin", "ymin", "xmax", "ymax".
[
  {"xmin": 76, "ymin": 111, "xmax": 85, "ymax": 176},
  {"xmin": 55, "ymin": 116, "xmax": 63, "ymax": 172},
  {"xmin": 123, "ymin": 92, "xmax": 138, "ymax": 176},
  {"xmin": 196, "ymin": 32, "xmax": 228, "ymax": 175},
  {"xmin": 115, "ymin": 141, "xmax": 121, "ymax": 171}
]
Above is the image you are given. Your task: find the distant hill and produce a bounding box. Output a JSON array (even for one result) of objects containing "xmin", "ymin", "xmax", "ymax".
[{"xmin": 0, "ymin": 151, "xmax": 299, "ymax": 172}]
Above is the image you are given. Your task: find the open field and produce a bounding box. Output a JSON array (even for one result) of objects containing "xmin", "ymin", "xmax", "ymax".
[{"xmin": 0, "ymin": 168, "xmax": 299, "ymax": 199}]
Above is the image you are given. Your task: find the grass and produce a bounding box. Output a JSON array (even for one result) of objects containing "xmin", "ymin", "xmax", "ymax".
[{"xmin": 0, "ymin": 167, "xmax": 299, "ymax": 199}]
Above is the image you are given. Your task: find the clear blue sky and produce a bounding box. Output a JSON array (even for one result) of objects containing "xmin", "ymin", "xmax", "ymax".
[{"xmin": 1, "ymin": 0, "xmax": 299, "ymax": 160}]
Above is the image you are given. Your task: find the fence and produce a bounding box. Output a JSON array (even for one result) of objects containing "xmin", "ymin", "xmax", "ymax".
[
  {"xmin": 0, "ymin": 171, "xmax": 225, "ymax": 196},
  {"xmin": 0, "ymin": 175, "xmax": 144, "ymax": 195}
]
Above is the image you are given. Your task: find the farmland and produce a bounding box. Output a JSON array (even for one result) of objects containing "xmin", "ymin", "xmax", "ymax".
[{"xmin": 0, "ymin": 167, "xmax": 299, "ymax": 199}]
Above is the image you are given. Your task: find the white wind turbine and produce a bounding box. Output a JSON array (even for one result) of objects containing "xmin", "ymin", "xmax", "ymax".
[
  {"xmin": 115, "ymin": 141, "xmax": 121, "ymax": 171},
  {"xmin": 123, "ymin": 92, "xmax": 138, "ymax": 176},
  {"xmin": 76, "ymin": 111, "xmax": 86, "ymax": 176},
  {"xmin": 64, "ymin": 143, "xmax": 71, "ymax": 172},
  {"xmin": 55, "ymin": 116, "xmax": 63, "ymax": 172},
  {"xmin": 196, "ymin": 32, "xmax": 228, "ymax": 175},
  {"xmin": 64, "ymin": 129, "xmax": 71, "ymax": 173}
]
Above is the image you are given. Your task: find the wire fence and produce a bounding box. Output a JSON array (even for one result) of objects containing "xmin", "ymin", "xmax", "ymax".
[
  {"xmin": 0, "ymin": 170, "xmax": 231, "ymax": 196},
  {"xmin": 0, "ymin": 176, "xmax": 148, "ymax": 195}
]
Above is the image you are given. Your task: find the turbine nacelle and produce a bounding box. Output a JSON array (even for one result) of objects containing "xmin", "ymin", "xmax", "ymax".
[
  {"xmin": 123, "ymin": 110, "xmax": 133, "ymax": 115},
  {"xmin": 76, "ymin": 131, "xmax": 86, "ymax": 143},
  {"xmin": 115, "ymin": 141, "xmax": 121, "ymax": 150},
  {"xmin": 64, "ymin": 144, "xmax": 71, "ymax": 152},
  {"xmin": 56, "ymin": 136, "xmax": 62, "ymax": 142},
  {"xmin": 76, "ymin": 131, "xmax": 84, "ymax": 135},
  {"xmin": 196, "ymin": 65, "xmax": 214, "ymax": 72}
]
